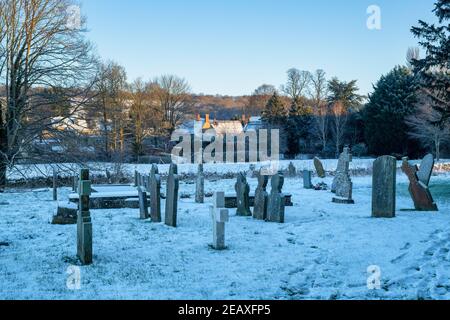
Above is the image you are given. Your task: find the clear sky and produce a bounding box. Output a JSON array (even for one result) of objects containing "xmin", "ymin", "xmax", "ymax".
[{"xmin": 80, "ymin": 0, "xmax": 437, "ymax": 96}]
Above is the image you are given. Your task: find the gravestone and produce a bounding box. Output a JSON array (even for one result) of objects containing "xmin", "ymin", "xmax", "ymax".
[
  {"xmin": 72, "ymin": 175, "xmax": 78, "ymax": 193},
  {"xmin": 402, "ymin": 157, "xmax": 438, "ymax": 211},
  {"xmin": 372, "ymin": 156, "xmax": 397, "ymax": 218},
  {"xmin": 138, "ymin": 186, "xmax": 149, "ymax": 219},
  {"xmin": 332, "ymin": 147, "xmax": 352, "ymax": 193},
  {"xmin": 303, "ymin": 170, "xmax": 313, "ymax": 189},
  {"xmin": 53, "ymin": 168, "xmax": 58, "ymax": 201},
  {"xmin": 287, "ymin": 162, "xmax": 296, "ymax": 177},
  {"xmin": 417, "ymin": 154, "xmax": 434, "ymax": 186},
  {"xmin": 195, "ymin": 164, "xmax": 205, "ymax": 203},
  {"xmin": 253, "ymin": 171, "xmax": 269, "ymax": 220},
  {"xmin": 209, "ymin": 192, "xmax": 229, "ymax": 250},
  {"xmin": 165, "ymin": 163, "xmax": 179, "ymax": 227},
  {"xmin": 134, "ymin": 170, "xmax": 139, "ymax": 186},
  {"xmin": 77, "ymin": 169, "xmax": 92, "ymax": 265},
  {"xmin": 150, "ymin": 164, "xmax": 162, "ymax": 222},
  {"xmin": 314, "ymin": 157, "xmax": 326, "ymax": 178},
  {"xmin": 267, "ymin": 172, "xmax": 285, "ymax": 223},
  {"xmin": 235, "ymin": 173, "xmax": 252, "ymax": 216},
  {"xmin": 332, "ymin": 158, "xmax": 354, "ymax": 204}
]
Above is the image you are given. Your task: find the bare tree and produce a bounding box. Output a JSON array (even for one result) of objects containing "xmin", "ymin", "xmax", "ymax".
[
  {"xmin": 406, "ymin": 47, "xmax": 420, "ymax": 69},
  {"xmin": 281, "ymin": 68, "xmax": 312, "ymax": 100},
  {"xmin": 246, "ymin": 84, "xmax": 276, "ymax": 115},
  {"xmin": 94, "ymin": 60, "xmax": 127, "ymax": 159},
  {"xmin": 153, "ymin": 75, "xmax": 192, "ymax": 135},
  {"xmin": 310, "ymin": 69, "xmax": 329, "ymax": 151},
  {"xmin": 0, "ymin": 0, "xmax": 97, "ymax": 191},
  {"xmin": 406, "ymin": 102, "xmax": 450, "ymax": 161}
]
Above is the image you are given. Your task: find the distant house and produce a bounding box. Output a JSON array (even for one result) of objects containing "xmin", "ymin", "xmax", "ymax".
[
  {"xmin": 177, "ymin": 114, "xmax": 244, "ymax": 138},
  {"xmin": 244, "ymin": 116, "xmax": 264, "ymax": 132}
]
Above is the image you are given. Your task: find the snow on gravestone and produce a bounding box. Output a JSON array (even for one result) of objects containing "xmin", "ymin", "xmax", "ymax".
[
  {"xmin": 235, "ymin": 173, "xmax": 252, "ymax": 216},
  {"xmin": 267, "ymin": 172, "xmax": 285, "ymax": 223},
  {"xmin": 195, "ymin": 163, "xmax": 205, "ymax": 203},
  {"xmin": 372, "ymin": 156, "xmax": 397, "ymax": 218},
  {"xmin": 402, "ymin": 157, "xmax": 438, "ymax": 212},
  {"xmin": 165, "ymin": 163, "xmax": 179, "ymax": 227},
  {"xmin": 417, "ymin": 153, "xmax": 434, "ymax": 187},
  {"xmin": 331, "ymin": 147, "xmax": 352, "ymax": 193},
  {"xmin": 209, "ymin": 192, "xmax": 229, "ymax": 250},
  {"xmin": 253, "ymin": 170, "xmax": 269, "ymax": 220},
  {"xmin": 150, "ymin": 164, "xmax": 161, "ymax": 223}
]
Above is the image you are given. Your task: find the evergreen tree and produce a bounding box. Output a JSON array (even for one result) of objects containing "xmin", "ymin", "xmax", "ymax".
[
  {"xmin": 261, "ymin": 92, "xmax": 286, "ymax": 124},
  {"xmin": 411, "ymin": 0, "xmax": 449, "ymax": 121},
  {"xmin": 363, "ymin": 66, "xmax": 418, "ymax": 156},
  {"xmin": 286, "ymin": 97, "xmax": 312, "ymax": 157}
]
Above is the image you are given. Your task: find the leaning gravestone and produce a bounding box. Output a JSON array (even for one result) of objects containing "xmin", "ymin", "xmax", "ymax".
[
  {"xmin": 138, "ymin": 186, "xmax": 149, "ymax": 219},
  {"xmin": 314, "ymin": 157, "xmax": 326, "ymax": 178},
  {"xmin": 209, "ymin": 192, "xmax": 229, "ymax": 250},
  {"xmin": 303, "ymin": 170, "xmax": 313, "ymax": 189},
  {"xmin": 235, "ymin": 173, "xmax": 252, "ymax": 216},
  {"xmin": 417, "ymin": 154, "xmax": 434, "ymax": 186},
  {"xmin": 165, "ymin": 163, "xmax": 179, "ymax": 227},
  {"xmin": 77, "ymin": 169, "xmax": 93, "ymax": 265},
  {"xmin": 372, "ymin": 156, "xmax": 397, "ymax": 218},
  {"xmin": 332, "ymin": 147, "xmax": 352, "ymax": 193},
  {"xmin": 267, "ymin": 172, "xmax": 285, "ymax": 223},
  {"xmin": 253, "ymin": 171, "xmax": 269, "ymax": 220},
  {"xmin": 402, "ymin": 157, "xmax": 438, "ymax": 211},
  {"xmin": 195, "ymin": 163, "xmax": 205, "ymax": 203},
  {"xmin": 150, "ymin": 164, "xmax": 161, "ymax": 222}
]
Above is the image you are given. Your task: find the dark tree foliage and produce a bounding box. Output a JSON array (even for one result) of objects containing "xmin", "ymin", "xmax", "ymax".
[
  {"xmin": 261, "ymin": 92, "xmax": 286, "ymax": 125},
  {"xmin": 286, "ymin": 97, "xmax": 312, "ymax": 157},
  {"xmin": 411, "ymin": 0, "xmax": 450, "ymax": 121},
  {"xmin": 364, "ymin": 66, "xmax": 419, "ymax": 157}
]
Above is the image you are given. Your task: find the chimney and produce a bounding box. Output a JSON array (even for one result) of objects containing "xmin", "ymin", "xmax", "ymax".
[
  {"xmin": 196, "ymin": 114, "xmax": 201, "ymax": 122},
  {"xmin": 202, "ymin": 113, "xmax": 211, "ymax": 130}
]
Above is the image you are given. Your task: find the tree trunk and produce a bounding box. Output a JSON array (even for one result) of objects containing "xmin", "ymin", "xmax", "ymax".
[
  {"xmin": 435, "ymin": 139, "xmax": 440, "ymax": 162},
  {"xmin": 0, "ymin": 162, "xmax": 6, "ymax": 192}
]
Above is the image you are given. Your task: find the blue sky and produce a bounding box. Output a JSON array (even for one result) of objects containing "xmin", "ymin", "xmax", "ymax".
[{"xmin": 81, "ymin": 0, "xmax": 437, "ymax": 96}]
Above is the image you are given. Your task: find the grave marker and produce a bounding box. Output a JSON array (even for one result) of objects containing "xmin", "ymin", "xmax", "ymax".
[
  {"xmin": 314, "ymin": 157, "xmax": 326, "ymax": 178},
  {"xmin": 195, "ymin": 163, "xmax": 205, "ymax": 203},
  {"xmin": 165, "ymin": 163, "xmax": 179, "ymax": 227},
  {"xmin": 150, "ymin": 164, "xmax": 161, "ymax": 222},
  {"xmin": 235, "ymin": 173, "xmax": 251, "ymax": 216},
  {"xmin": 77, "ymin": 169, "xmax": 92, "ymax": 265},
  {"xmin": 267, "ymin": 172, "xmax": 285, "ymax": 223},
  {"xmin": 372, "ymin": 156, "xmax": 397, "ymax": 218},
  {"xmin": 253, "ymin": 171, "xmax": 269, "ymax": 220},
  {"xmin": 210, "ymin": 192, "xmax": 229, "ymax": 250},
  {"xmin": 303, "ymin": 170, "xmax": 313, "ymax": 189}
]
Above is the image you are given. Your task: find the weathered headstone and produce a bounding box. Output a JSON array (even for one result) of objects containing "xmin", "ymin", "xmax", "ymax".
[
  {"xmin": 331, "ymin": 147, "xmax": 352, "ymax": 193},
  {"xmin": 150, "ymin": 164, "xmax": 161, "ymax": 222},
  {"xmin": 267, "ymin": 172, "xmax": 285, "ymax": 223},
  {"xmin": 287, "ymin": 162, "xmax": 296, "ymax": 177},
  {"xmin": 303, "ymin": 170, "xmax": 313, "ymax": 189},
  {"xmin": 77, "ymin": 169, "xmax": 92, "ymax": 265},
  {"xmin": 72, "ymin": 175, "xmax": 78, "ymax": 193},
  {"xmin": 195, "ymin": 163, "xmax": 205, "ymax": 203},
  {"xmin": 314, "ymin": 157, "xmax": 326, "ymax": 179},
  {"xmin": 417, "ymin": 154, "xmax": 434, "ymax": 186},
  {"xmin": 134, "ymin": 170, "xmax": 139, "ymax": 187},
  {"xmin": 53, "ymin": 168, "xmax": 58, "ymax": 201},
  {"xmin": 165, "ymin": 163, "xmax": 179, "ymax": 227},
  {"xmin": 402, "ymin": 157, "xmax": 438, "ymax": 211},
  {"xmin": 372, "ymin": 156, "xmax": 397, "ymax": 218},
  {"xmin": 138, "ymin": 186, "xmax": 149, "ymax": 219},
  {"xmin": 332, "ymin": 161, "xmax": 354, "ymax": 204},
  {"xmin": 210, "ymin": 192, "xmax": 229, "ymax": 250},
  {"xmin": 235, "ymin": 173, "xmax": 251, "ymax": 216},
  {"xmin": 253, "ymin": 171, "xmax": 269, "ymax": 220}
]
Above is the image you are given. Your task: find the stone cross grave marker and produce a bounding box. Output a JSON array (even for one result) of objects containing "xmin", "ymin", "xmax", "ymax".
[
  {"xmin": 150, "ymin": 164, "xmax": 161, "ymax": 222},
  {"xmin": 267, "ymin": 172, "xmax": 285, "ymax": 223},
  {"xmin": 77, "ymin": 169, "xmax": 93, "ymax": 265},
  {"xmin": 332, "ymin": 147, "xmax": 352, "ymax": 193},
  {"xmin": 372, "ymin": 156, "xmax": 397, "ymax": 218},
  {"xmin": 253, "ymin": 170, "xmax": 269, "ymax": 220},
  {"xmin": 209, "ymin": 192, "xmax": 229, "ymax": 250},
  {"xmin": 303, "ymin": 170, "xmax": 313, "ymax": 189},
  {"xmin": 402, "ymin": 157, "xmax": 438, "ymax": 211},
  {"xmin": 165, "ymin": 163, "xmax": 179, "ymax": 227},
  {"xmin": 314, "ymin": 157, "xmax": 326, "ymax": 178},
  {"xmin": 417, "ymin": 153, "xmax": 434, "ymax": 186},
  {"xmin": 235, "ymin": 173, "xmax": 252, "ymax": 216},
  {"xmin": 195, "ymin": 163, "xmax": 205, "ymax": 203},
  {"xmin": 287, "ymin": 162, "xmax": 296, "ymax": 177}
]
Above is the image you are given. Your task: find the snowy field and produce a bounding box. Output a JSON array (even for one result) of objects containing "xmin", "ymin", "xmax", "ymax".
[{"xmin": 1, "ymin": 167, "xmax": 450, "ymax": 300}]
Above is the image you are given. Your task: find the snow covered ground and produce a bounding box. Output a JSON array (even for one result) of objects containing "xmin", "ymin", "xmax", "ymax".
[{"xmin": 1, "ymin": 167, "xmax": 450, "ymax": 300}]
